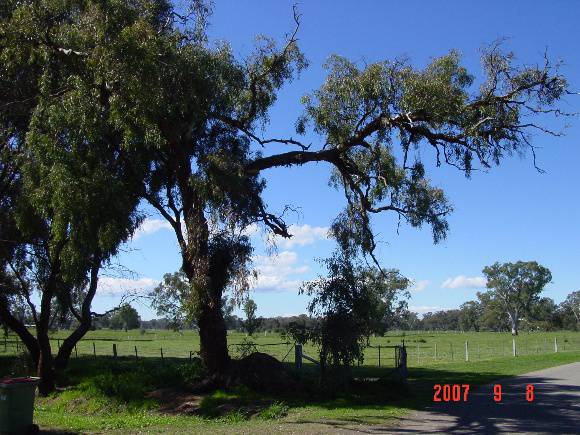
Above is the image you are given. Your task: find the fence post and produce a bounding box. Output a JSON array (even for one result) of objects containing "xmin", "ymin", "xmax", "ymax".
[
  {"xmin": 134, "ymin": 346, "xmax": 138, "ymax": 362},
  {"xmin": 434, "ymin": 342, "xmax": 437, "ymax": 360},
  {"xmin": 113, "ymin": 343, "xmax": 117, "ymax": 359},
  {"xmin": 295, "ymin": 344, "xmax": 302, "ymax": 371},
  {"xmin": 189, "ymin": 351, "xmax": 192, "ymax": 362},
  {"xmin": 74, "ymin": 344, "xmax": 78, "ymax": 357},
  {"xmin": 378, "ymin": 345, "xmax": 381, "ymax": 367},
  {"xmin": 398, "ymin": 345, "xmax": 408, "ymax": 381},
  {"xmin": 417, "ymin": 342, "xmax": 420, "ymax": 364},
  {"xmin": 512, "ymin": 338, "xmax": 516, "ymax": 357},
  {"xmin": 57, "ymin": 339, "xmax": 60, "ymax": 349},
  {"xmin": 160, "ymin": 348, "xmax": 164, "ymax": 362},
  {"xmin": 465, "ymin": 341, "xmax": 469, "ymax": 362},
  {"xmin": 554, "ymin": 338, "xmax": 558, "ymax": 353}
]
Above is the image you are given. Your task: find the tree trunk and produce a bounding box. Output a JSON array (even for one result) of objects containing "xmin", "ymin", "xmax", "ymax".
[
  {"xmin": 54, "ymin": 260, "xmax": 100, "ymax": 370},
  {"xmin": 509, "ymin": 313, "xmax": 519, "ymax": 336},
  {"xmin": 36, "ymin": 330, "xmax": 55, "ymax": 396},
  {"xmin": 0, "ymin": 296, "xmax": 40, "ymax": 363},
  {"xmin": 197, "ymin": 299, "xmax": 229, "ymax": 375}
]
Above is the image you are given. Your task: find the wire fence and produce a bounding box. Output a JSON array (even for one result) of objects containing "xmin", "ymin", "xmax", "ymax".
[{"xmin": 2, "ymin": 332, "xmax": 579, "ymax": 368}]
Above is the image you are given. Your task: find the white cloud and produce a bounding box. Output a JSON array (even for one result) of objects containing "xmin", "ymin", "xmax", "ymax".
[
  {"xmin": 132, "ymin": 218, "xmax": 173, "ymax": 240},
  {"xmin": 409, "ymin": 305, "xmax": 444, "ymax": 314},
  {"xmin": 441, "ymin": 275, "xmax": 487, "ymax": 289},
  {"xmin": 272, "ymin": 224, "xmax": 329, "ymax": 248},
  {"xmin": 252, "ymin": 250, "xmax": 309, "ymax": 293},
  {"xmin": 97, "ymin": 277, "xmax": 159, "ymax": 296},
  {"xmin": 410, "ymin": 279, "xmax": 430, "ymax": 293}
]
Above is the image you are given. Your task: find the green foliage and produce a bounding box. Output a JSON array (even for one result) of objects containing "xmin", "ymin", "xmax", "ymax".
[
  {"xmin": 150, "ymin": 271, "xmax": 192, "ymax": 330},
  {"xmin": 2, "ymin": 0, "xmax": 573, "ymax": 378},
  {"xmin": 242, "ymin": 298, "xmax": 261, "ymax": 336},
  {"xmin": 109, "ymin": 303, "xmax": 141, "ymax": 330},
  {"xmin": 300, "ymin": 249, "xmax": 409, "ymax": 374},
  {"xmin": 236, "ymin": 337, "xmax": 258, "ymax": 358},
  {"xmin": 258, "ymin": 401, "xmax": 289, "ymax": 420},
  {"xmin": 483, "ymin": 261, "xmax": 552, "ymax": 335}
]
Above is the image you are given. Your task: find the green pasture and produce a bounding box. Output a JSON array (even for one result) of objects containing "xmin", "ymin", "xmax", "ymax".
[
  {"xmin": 2, "ymin": 329, "xmax": 579, "ymax": 433},
  {"xmin": 2, "ymin": 329, "xmax": 579, "ymax": 367}
]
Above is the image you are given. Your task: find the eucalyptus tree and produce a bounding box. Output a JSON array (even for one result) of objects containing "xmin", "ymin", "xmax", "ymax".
[
  {"xmin": 482, "ymin": 261, "xmax": 552, "ymax": 335},
  {"xmin": 1, "ymin": 0, "xmax": 144, "ymax": 394},
  {"xmin": 1, "ymin": 0, "xmax": 573, "ymax": 382}
]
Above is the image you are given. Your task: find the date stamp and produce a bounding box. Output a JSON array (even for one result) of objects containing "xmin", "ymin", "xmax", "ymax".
[{"xmin": 433, "ymin": 384, "xmax": 535, "ymax": 402}]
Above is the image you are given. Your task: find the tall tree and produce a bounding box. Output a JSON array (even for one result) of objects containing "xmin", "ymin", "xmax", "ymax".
[
  {"xmin": 1, "ymin": 0, "xmax": 143, "ymax": 394},
  {"xmin": 482, "ymin": 261, "xmax": 552, "ymax": 335},
  {"xmin": 1, "ymin": 0, "xmax": 573, "ymax": 380}
]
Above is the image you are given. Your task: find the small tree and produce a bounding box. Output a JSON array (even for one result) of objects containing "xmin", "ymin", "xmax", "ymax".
[
  {"xmin": 482, "ymin": 261, "xmax": 552, "ymax": 335},
  {"xmin": 150, "ymin": 271, "xmax": 191, "ymax": 331},
  {"xmin": 243, "ymin": 298, "xmax": 261, "ymax": 336},
  {"xmin": 300, "ymin": 248, "xmax": 409, "ymax": 377},
  {"xmin": 459, "ymin": 301, "xmax": 482, "ymax": 332},
  {"xmin": 109, "ymin": 304, "xmax": 141, "ymax": 331}
]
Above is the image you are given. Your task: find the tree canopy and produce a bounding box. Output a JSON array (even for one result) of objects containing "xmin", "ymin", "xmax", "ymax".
[
  {"xmin": 1, "ymin": 0, "xmax": 574, "ymax": 385},
  {"xmin": 482, "ymin": 261, "xmax": 552, "ymax": 335}
]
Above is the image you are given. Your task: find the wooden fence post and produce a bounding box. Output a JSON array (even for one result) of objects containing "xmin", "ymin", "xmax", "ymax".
[
  {"xmin": 134, "ymin": 346, "xmax": 138, "ymax": 362},
  {"xmin": 378, "ymin": 345, "xmax": 381, "ymax": 367},
  {"xmin": 74, "ymin": 344, "xmax": 78, "ymax": 357},
  {"xmin": 113, "ymin": 343, "xmax": 117, "ymax": 359},
  {"xmin": 93, "ymin": 342, "xmax": 96, "ymax": 358},
  {"xmin": 554, "ymin": 338, "xmax": 558, "ymax": 353},
  {"xmin": 512, "ymin": 338, "xmax": 516, "ymax": 357},
  {"xmin": 465, "ymin": 341, "xmax": 469, "ymax": 362},
  {"xmin": 294, "ymin": 344, "xmax": 302, "ymax": 371},
  {"xmin": 160, "ymin": 348, "xmax": 164, "ymax": 362},
  {"xmin": 398, "ymin": 345, "xmax": 408, "ymax": 381}
]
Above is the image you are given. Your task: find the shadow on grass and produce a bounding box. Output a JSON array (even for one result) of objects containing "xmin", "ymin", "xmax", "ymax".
[
  {"xmin": 289, "ymin": 363, "xmax": 580, "ymax": 434},
  {"xmin": 3, "ymin": 354, "xmax": 579, "ymax": 434}
]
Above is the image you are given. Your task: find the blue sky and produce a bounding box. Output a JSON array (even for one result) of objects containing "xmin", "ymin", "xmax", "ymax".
[{"xmin": 94, "ymin": 0, "xmax": 580, "ymax": 320}]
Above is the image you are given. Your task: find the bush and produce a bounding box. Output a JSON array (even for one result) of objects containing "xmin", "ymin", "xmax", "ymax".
[{"xmin": 259, "ymin": 401, "xmax": 289, "ymax": 420}]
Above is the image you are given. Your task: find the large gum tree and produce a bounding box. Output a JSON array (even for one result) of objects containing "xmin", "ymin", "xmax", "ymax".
[{"xmin": 2, "ymin": 0, "xmax": 573, "ymax": 381}]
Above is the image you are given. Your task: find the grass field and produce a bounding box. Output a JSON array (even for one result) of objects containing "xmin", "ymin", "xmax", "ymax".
[
  {"xmin": 2, "ymin": 329, "xmax": 579, "ymax": 367},
  {"xmin": 1, "ymin": 351, "xmax": 578, "ymax": 433},
  {"xmin": 2, "ymin": 329, "xmax": 579, "ymax": 433}
]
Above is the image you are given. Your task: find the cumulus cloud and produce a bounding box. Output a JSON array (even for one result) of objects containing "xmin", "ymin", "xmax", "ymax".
[
  {"xmin": 272, "ymin": 224, "xmax": 329, "ymax": 248},
  {"xmin": 441, "ymin": 275, "xmax": 487, "ymax": 289},
  {"xmin": 252, "ymin": 251, "xmax": 309, "ymax": 293},
  {"xmin": 97, "ymin": 277, "xmax": 159, "ymax": 296},
  {"xmin": 132, "ymin": 218, "xmax": 172, "ymax": 240},
  {"xmin": 410, "ymin": 279, "xmax": 430, "ymax": 292}
]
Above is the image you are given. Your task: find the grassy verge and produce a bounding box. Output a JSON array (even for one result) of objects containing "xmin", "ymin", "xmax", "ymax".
[{"xmin": 20, "ymin": 350, "xmax": 578, "ymax": 434}]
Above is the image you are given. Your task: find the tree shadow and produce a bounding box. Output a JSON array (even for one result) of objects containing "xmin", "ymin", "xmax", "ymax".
[{"xmin": 288, "ymin": 363, "xmax": 580, "ymax": 434}]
